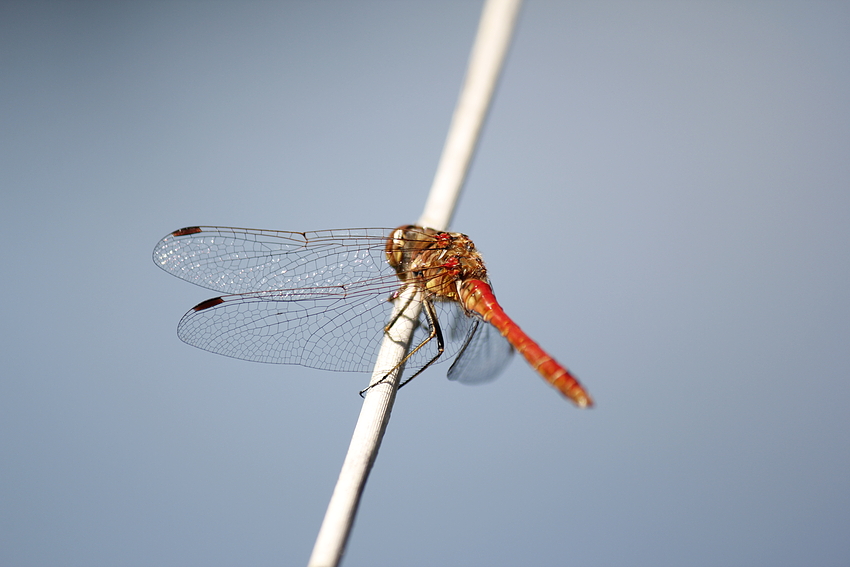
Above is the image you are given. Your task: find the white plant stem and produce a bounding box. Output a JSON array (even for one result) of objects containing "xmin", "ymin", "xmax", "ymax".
[
  {"xmin": 418, "ymin": 0, "xmax": 523, "ymax": 232},
  {"xmin": 307, "ymin": 1, "xmax": 522, "ymax": 565}
]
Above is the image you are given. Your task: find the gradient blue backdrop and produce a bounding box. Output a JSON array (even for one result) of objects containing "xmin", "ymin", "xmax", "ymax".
[{"xmin": 2, "ymin": 1, "xmax": 848, "ymax": 566}]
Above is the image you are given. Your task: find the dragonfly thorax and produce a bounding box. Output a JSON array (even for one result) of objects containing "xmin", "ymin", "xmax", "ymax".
[{"xmin": 385, "ymin": 225, "xmax": 488, "ymax": 302}]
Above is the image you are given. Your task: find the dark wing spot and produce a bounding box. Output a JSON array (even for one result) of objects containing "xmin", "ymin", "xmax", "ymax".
[
  {"xmin": 172, "ymin": 226, "xmax": 203, "ymax": 237},
  {"xmin": 193, "ymin": 297, "xmax": 225, "ymax": 311}
]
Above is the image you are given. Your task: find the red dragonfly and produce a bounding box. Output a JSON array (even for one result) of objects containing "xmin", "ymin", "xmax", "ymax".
[{"xmin": 153, "ymin": 225, "xmax": 593, "ymax": 407}]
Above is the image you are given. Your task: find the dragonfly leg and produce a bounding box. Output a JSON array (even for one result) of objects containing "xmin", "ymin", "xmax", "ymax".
[
  {"xmin": 359, "ymin": 298, "xmax": 445, "ymax": 396},
  {"xmin": 383, "ymin": 284, "xmax": 417, "ymax": 334},
  {"xmin": 397, "ymin": 298, "xmax": 444, "ymax": 388}
]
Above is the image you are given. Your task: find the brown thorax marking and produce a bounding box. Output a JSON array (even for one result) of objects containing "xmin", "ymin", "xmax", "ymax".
[{"xmin": 385, "ymin": 225, "xmax": 488, "ymax": 303}]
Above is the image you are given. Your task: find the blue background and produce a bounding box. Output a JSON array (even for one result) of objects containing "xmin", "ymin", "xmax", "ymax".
[{"xmin": 2, "ymin": 2, "xmax": 848, "ymax": 566}]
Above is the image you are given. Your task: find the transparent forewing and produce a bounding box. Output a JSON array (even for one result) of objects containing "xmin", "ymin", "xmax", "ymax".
[
  {"xmin": 447, "ymin": 318, "xmax": 515, "ymax": 384},
  {"xmin": 153, "ymin": 226, "xmax": 394, "ymax": 294},
  {"xmin": 177, "ymin": 287, "xmax": 476, "ymax": 375}
]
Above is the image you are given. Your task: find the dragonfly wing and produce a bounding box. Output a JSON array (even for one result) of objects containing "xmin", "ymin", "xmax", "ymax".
[
  {"xmin": 157, "ymin": 226, "xmax": 488, "ymax": 379},
  {"xmin": 153, "ymin": 226, "xmax": 394, "ymax": 294},
  {"xmin": 177, "ymin": 287, "xmax": 478, "ymax": 376},
  {"xmin": 177, "ymin": 286, "xmax": 394, "ymax": 372},
  {"xmin": 446, "ymin": 317, "xmax": 515, "ymax": 385}
]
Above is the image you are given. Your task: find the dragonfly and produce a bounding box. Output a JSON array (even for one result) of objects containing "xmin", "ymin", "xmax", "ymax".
[{"xmin": 153, "ymin": 225, "xmax": 593, "ymax": 407}]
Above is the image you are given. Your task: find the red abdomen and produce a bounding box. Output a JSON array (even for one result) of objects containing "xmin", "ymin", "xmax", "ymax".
[{"xmin": 459, "ymin": 279, "xmax": 594, "ymax": 408}]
